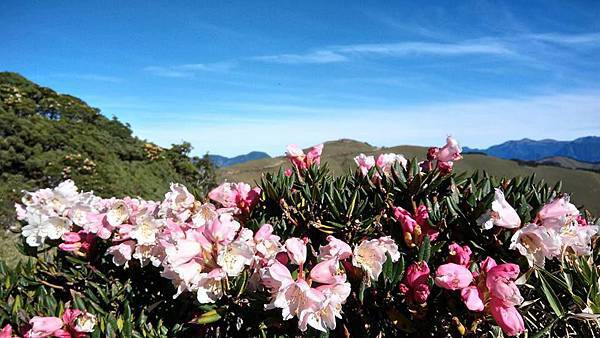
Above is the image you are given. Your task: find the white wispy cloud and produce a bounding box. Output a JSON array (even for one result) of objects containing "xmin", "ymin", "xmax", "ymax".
[
  {"xmin": 253, "ymin": 40, "xmax": 513, "ymax": 65},
  {"xmin": 525, "ymin": 32, "xmax": 600, "ymax": 45},
  {"xmin": 128, "ymin": 90, "xmax": 600, "ymax": 156},
  {"xmin": 252, "ymin": 51, "xmax": 348, "ymax": 64},
  {"xmin": 144, "ymin": 61, "xmax": 237, "ymax": 78},
  {"xmin": 51, "ymin": 73, "xmax": 124, "ymax": 83}
]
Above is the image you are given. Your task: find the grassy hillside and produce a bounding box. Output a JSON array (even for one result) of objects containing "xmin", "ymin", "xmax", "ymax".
[
  {"xmin": 533, "ymin": 156, "xmax": 600, "ymax": 171},
  {"xmin": 0, "ymin": 72, "xmax": 216, "ymax": 228},
  {"xmin": 219, "ymin": 139, "xmax": 600, "ymax": 214}
]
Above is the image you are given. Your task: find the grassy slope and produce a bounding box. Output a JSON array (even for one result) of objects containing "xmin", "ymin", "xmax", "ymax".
[{"xmin": 219, "ymin": 140, "xmax": 600, "ymax": 214}]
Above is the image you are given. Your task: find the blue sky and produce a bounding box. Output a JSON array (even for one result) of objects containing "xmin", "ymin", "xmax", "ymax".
[{"xmin": 2, "ymin": 0, "xmax": 600, "ymax": 156}]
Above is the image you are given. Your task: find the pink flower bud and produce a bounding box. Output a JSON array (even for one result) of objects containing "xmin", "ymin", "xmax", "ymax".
[{"xmin": 489, "ymin": 298, "xmax": 525, "ymax": 336}]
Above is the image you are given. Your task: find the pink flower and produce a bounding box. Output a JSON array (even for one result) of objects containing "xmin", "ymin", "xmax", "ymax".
[
  {"xmin": 447, "ymin": 243, "xmax": 472, "ymax": 266},
  {"xmin": 306, "ymin": 144, "xmax": 324, "ymax": 167},
  {"xmin": 437, "ymin": 136, "xmax": 462, "ymax": 162},
  {"xmin": 58, "ymin": 231, "xmax": 95, "ymax": 255},
  {"xmin": 261, "ymin": 260, "xmax": 294, "ymax": 291},
  {"xmin": 309, "ymin": 282, "xmax": 351, "ymax": 331},
  {"xmin": 106, "ymin": 240, "xmax": 136, "ymax": 267},
  {"xmin": 284, "ymin": 168, "xmax": 294, "ymax": 177},
  {"xmin": 310, "ymin": 258, "xmax": 345, "ymax": 284},
  {"xmin": 318, "ymin": 236, "xmax": 352, "ymax": 260},
  {"xmin": 286, "ymin": 144, "xmax": 323, "ymax": 170},
  {"xmin": 538, "ymin": 196, "xmax": 579, "ymax": 230},
  {"xmin": 352, "ymin": 239, "xmax": 386, "ymax": 281},
  {"xmin": 25, "ymin": 316, "xmax": 63, "ymax": 338},
  {"xmin": 405, "ymin": 261, "xmax": 430, "ymax": 287},
  {"xmin": 208, "ymin": 182, "xmax": 261, "ymax": 214},
  {"xmin": 489, "ymin": 298, "xmax": 525, "ymax": 336},
  {"xmin": 401, "ymin": 262, "xmax": 431, "ymax": 304},
  {"xmin": 0, "ymin": 324, "xmax": 12, "ymax": 338},
  {"xmin": 480, "ymin": 256, "xmax": 497, "ymax": 273},
  {"xmin": 437, "ymin": 160, "xmax": 453, "ymax": 174},
  {"xmin": 413, "ymin": 283, "xmax": 431, "ymax": 304},
  {"xmin": 375, "ymin": 153, "xmax": 407, "ymax": 174},
  {"xmin": 273, "ymin": 279, "xmax": 323, "ymax": 331},
  {"xmin": 208, "ymin": 183, "xmax": 238, "ymax": 208},
  {"xmin": 393, "ymin": 205, "xmax": 438, "ymax": 247},
  {"xmin": 285, "ymin": 238, "xmax": 307, "ymax": 266},
  {"xmin": 354, "ymin": 154, "xmax": 375, "ymax": 176},
  {"xmin": 253, "ymin": 224, "xmax": 282, "ymax": 260},
  {"xmin": 461, "ymin": 286, "xmax": 484, "ymax": 311},
  {"xmin": 434, "ymin": 263, "xmax": 473, "ymax": 290},
  {"xmin": 486, "ymin": 264, "xmax": 523, "ymax": 307},
  {"xmin": 203, "ymin": 214, "xmax": 241, "ymax": 245},
  {"xmin": 480, "ymin": 189, "xmax": 521, "ymax": 229}
]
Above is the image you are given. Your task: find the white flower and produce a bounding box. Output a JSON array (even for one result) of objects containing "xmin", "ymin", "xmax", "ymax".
[
  {"xmin": 560, "ymin": 224, "xmax": 599, "ymax": 256},
  {"xmin": 106, "ymin": 241, "xmax": 135, "ymax": 267},
  {"xmin": 21, "ymin": 207, "xmax": 50, "ymax": 247},
  {"xmin": 376, "ymin": 153, "xmax": 407, "ymax": 174},
  {"xmin": 106, "ymin": 201, "xmax": 130, "ymax": 227},
  {"xmin": 352, "ymin": 239, "xmax": 386, "ymax": 281},
  {"xmin": 479, "ymin": 189, "xmax": 521, "ymax": 229},
  {"xmin": 510, "ymin": 224, "xmax": 561, "ymax": 267},
  {"xmin": 46, "ymin": 216, "xmax": 72, "ymax": 240},
  {"xmin": 75, "ymin": 312, "xmax": 97, "ymax": 333},
  {"xmin": 216, "ymin": 240, "xmax": 254, "ymax": 277},
  {"xmin": 130, "ymin": 213, "xmax": 162, "ymax": 245},
  {"xmin": 191, "ymin": 203, "xmax": 218, "ymax": 228},
  {"xmin": 196, "ymin": 270, "xmax": 226, "ymax": 303}
]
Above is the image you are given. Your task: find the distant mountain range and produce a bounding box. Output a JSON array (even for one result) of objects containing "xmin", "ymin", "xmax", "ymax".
[
  {"xmin": 208, "ymin": 151, "xmax": 271, "ymax": 167},
  {"xmin": 463, "ymin": 136, "xmax": 600, "ymax": 163}
]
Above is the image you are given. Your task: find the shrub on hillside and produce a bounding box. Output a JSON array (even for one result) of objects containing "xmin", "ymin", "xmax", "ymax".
[
  {"xmin": 1, "ymin": 138, "xmax": 598, "ymax": 337},
  {"xmin": 0, "ymin": 72, "xmax": 216, "ymax": 228}
]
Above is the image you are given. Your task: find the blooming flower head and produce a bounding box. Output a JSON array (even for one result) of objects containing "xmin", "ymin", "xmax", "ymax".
[
  {"xmin": 437, "ymin": 136, "xmax": 462, "ymax": 162},
  {"xmin": 208, "ymin": 182, "xmax": 260, "ymax": 214},
  {"xmin": 486, "ymin": 264, "xmax": 523, "ymax": 307},
  {"xmin": 352, "ymin": 237, "xmax": 399, "ymax": 281},
  {"xmin": 447, "ymin": 243, "xmax": 472, "ymax": 266},
  {"xmin": 480, "ymin": 189, "xmax": 521, "ymax": 229},
  {"xmin": 286, "ymin": 144, "xmax": 323, "ymax": 170},
  {"xmin": 25, "ymin": 316, "xmax": 63, "ymax": 338},
  {"xmin": 318, "ymin": 235, "xmax": 352, "ymax": 260},
  {"xmin": 434, "ymin": 263, "xmax": 473, "ymax": 290},
  {"xmin": 538, "ymin": 196, "xmax": 580, "ymax": 230},
  {"xmin": 285, "ymin": 237, "xmax": 307, "ymax": 266},
  {"xmin": 354, "ymin": 153, "xmax": 375, "ymax": 176},
  {"xmin": 376, "ymin": 153, "xmax": 407, "ymax": 175},
  {"xmin": 510, "ymin": 223, "xmax": 561, "ymax": 267}
]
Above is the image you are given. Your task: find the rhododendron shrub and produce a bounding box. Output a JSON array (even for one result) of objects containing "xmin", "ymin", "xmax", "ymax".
[{"xmin": 1, "ymin": 139, "xmax": 599, "ymax": 337}]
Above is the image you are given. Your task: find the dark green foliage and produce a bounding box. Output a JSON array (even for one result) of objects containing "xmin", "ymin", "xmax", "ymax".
[{"xmin": 0, "ymin": 72, "xmax": 216, "ymax": 228}]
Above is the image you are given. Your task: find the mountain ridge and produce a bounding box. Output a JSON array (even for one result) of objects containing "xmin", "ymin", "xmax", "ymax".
[
  {"xmin": 464, "ymin": 136, "xmax": 600, "ymax": 162},
  {"xmin": 208, "ymin": 151, "xmax": 271, "ymax": 167}
]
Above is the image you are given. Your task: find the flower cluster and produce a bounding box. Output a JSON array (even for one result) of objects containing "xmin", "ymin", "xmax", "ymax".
[
  {"xmin": 479, "ymin": 191, "xmax": 599, "ymax": 267},
  {"xmin": 354, "ymin": 152, "xmax": 407, "ymax": 178},
  {"xmin": 510, "ymin": 196, "xmax": 598, "ymax": 267},
  {"xmin": 435, "ymin": 245, "xmax": 525, "ymax": 336},
  {"xmin": 6, "ymin": 308, "xmax": 97, "ymax": 338},
  {"xmin": 10, "ymin": 141, "xmax": 599, "ymax": 337}
]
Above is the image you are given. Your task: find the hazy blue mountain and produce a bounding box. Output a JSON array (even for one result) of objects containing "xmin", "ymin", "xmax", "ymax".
[
  {"xmin": 464, "ymin": 137, "xmax": 600, "ymax": 162},
  {"xmin": 209, "ymin": 151, "xmax": 271, "ymax": 167}
]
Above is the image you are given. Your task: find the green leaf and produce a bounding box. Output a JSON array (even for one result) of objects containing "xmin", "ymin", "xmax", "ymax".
[{"xmin": 538, "ymin": 273, "xmax": 565, "ymax": 318}]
